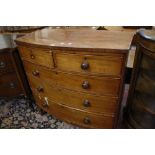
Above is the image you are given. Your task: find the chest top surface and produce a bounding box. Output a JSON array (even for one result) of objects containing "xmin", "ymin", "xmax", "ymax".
[{"xmin": 16, "ymin": 27, "xmax": 135, "ymax": 51}]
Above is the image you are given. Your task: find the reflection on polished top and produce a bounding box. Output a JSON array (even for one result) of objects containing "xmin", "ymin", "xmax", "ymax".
[{"xmin": 16, "ymin": 27, "xmax": 135, "ymax": 50}]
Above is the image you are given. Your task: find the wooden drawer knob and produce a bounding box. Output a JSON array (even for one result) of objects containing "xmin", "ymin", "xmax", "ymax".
[
  {"xmin": 32, "ymin": 70, "xmax": 39, "ymax": 76},
  {"xmin": 83, "ymin": 99, "xmax": 91, "ymax": 107},
  {"xmin": 37, "ymin": 86, "xmax": 44, "ymax": 92},
  {"xmin": 10, "ymin": 82, "xmax": 15, "ymax": 88},
  {"xmin": 30, "ymin": 54, "xmax": 35, "ymax": 59},
  {"xmin": 82, "ymin": 81, "xmax": 90, "ymax": 89},
  {"xmin": 81, "ymin": 62, "xmax": 89, "ymax": 70},
  {"xmin": 83, "ymin": 117, "xmax": 91, "ymax": 124},
  {"xmin": 0, "ymin": 61, "xmax": 6, "ymax": 69}
]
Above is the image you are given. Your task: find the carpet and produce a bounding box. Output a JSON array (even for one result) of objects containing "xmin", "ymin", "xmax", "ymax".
[{"xmin": 0, "ymin": 97, "xmax": 79, "ymax": 129}]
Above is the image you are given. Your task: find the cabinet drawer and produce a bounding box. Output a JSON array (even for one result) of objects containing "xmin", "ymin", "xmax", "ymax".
[
  {"xmin": 55, "ymin": 52, "xmax": 124, "ymax": 76},
  {"xmin": 0, "ymin": 73, "xmax": 22, "ymax": 97},
  {"xmin": 24, "ymin": 61, "xmax": 120, "ymax": 96},
  {"xmin": 33, "ymin": 93, "xmax": 115, "ymax": 128},
  {"xmin": 29, "ymin": 78, "xmax": 118, "ymax": 114},
  {"xmin": 0, "ymin": 52, "xmax": 14, "ymax": 75},
  {"xmin": 18, "ymin": 46, "xmax": 54, "ymax": 68}
]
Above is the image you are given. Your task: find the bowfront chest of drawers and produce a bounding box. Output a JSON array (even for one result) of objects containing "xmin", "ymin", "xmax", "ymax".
[{"xmin": 16, "ymin": 28, "xmax": 134, "ymax": 128}]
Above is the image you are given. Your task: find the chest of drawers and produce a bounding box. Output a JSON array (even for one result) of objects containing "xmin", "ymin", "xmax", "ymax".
[{"xmin": 16, "ymin": 28, "xmax": 134, "ymax": 128}]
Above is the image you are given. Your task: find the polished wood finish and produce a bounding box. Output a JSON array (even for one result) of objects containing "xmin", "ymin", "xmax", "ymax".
[
  {"xmin": 16, "ymin": 28, "xmax": 134, "ymax": 128},
  {"xmin": 27, "ymin": 74, "xmax": 119, "ymax": 114},
  {"xmin": 18, "ymin": 46, "xmax": 54, "ymax": 68},
  {"xmin": 16, "ymin": 27, "xmax": 134, "ymax": 50},
  {"xmin": 12, "ymin": 48, "xmax": 32, "ymax": 98},
  {"xmin": 54, "ymin": 52, "xmax": 124, "ymax": 76},
  {"xmin": 126, "ymin": 29, "xmax": 155, "ymax": 128},
  {"xmin": 23, "ymin": 61, "xmax": 121, "ymax": 96},
  {"xmin": 33, "ymin": 92, "xmax": 115, "ymax": 129}
]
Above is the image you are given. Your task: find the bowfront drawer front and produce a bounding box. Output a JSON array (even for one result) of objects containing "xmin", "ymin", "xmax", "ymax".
[
  {"xmin": 23, "ymin": 61, "xmax": 120, "ymax": 96},
  {"xmin": 0, "ymin": 52, "xmax": 14, "ymax": 75},
  {"xmin": 33, "ymin": 92, "xmax": 115, "ymax": 128},
  {"xmin": 0, "ymin": 73, "xmax": 22, "ymax": 97},
  {"xmin": 54, "ymin": 52, "xmax": 124, "ymax": 76},
  {"xmin": 28, "ymin": 77, "xmax": 118, "ymax": 114},
  {"xmin": 18, "ymin": 46, "xmax": 54, "ymax": 68}
]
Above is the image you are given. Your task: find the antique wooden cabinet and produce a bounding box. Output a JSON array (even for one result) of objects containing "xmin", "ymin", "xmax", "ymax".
[
  {"xmin": 0, "ymin": 48, "xmax": 22, "ymax": 97},
  {"xmin": 16, "ymin": 28, "xmax": 134, "ymax": 128},
  {"xmin": 0, "ymin": 48, "xmax": 30, "ymax": 98},
  {"xmin": 126, "ymin": 30, "xmax": 155, "ymax": 128}
]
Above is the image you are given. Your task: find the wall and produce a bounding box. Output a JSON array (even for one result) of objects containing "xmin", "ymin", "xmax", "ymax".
[{"xmin": 0, "ymin": 35, "xmax": 12, "ymax": 49}]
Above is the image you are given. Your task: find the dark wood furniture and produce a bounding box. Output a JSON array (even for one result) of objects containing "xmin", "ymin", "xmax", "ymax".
[
  {"xmin": 0, "ymin": 48, "xmax": 31, "ymax": 98},
  {"xmin": 126, "ymin": 29, "xmax": 155, "ymax": 128},
  {"xmin": 16, "ymin": 28, "xmax": 134, "ymax": 128},
  {"xmin": 123, "ymin": 26, "xmax": 152, "ymax": 29},
  {"xmin": 0, "ymin": 26, "xmax": 46, "ymax": 33}
]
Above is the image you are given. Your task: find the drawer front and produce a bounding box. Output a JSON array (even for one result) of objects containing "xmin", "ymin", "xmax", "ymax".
[
  {"xmin": 28, "ymin": 76, "xmax": 118, "ymax": 114},
  {"xmin": 55, "ymin": 52, "xmax": 124, "ymax": 76},
  {"xmin": 0, "ymin": 73, "xmax": 22, "ymax": 97},
  {"xmin": 23, "ymin": 61, "xmax": 120, "ymax": 96},
  {"xmin": 33, "ymin": 93, "xmax": 115, "ymax": 128},
  {"xmin": 18, "ymin": 46, "xmax": 54, "ymax": 68},
  {"xmin": 0, "ymin": 52, "xmax": 14, "ymax": 75}
]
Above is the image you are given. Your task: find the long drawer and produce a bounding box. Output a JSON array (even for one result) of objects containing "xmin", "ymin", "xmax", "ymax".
[
  {"xmin": 18, "ymin": 46, "xmax": 54, "ymax": 68},
  {"xmin": 23, "ymin": 61, "xmax": 121, "ymax": 96},
  {"xmin": 54, "ymin": 52, "xmax": 124, "ymax": 76},
  {"xmin": 33, "ymin": 92, "xmax": 115, "ymax": 128},
  {"xmin": 28, "ymin": 74, "xmax": 118, "ymax": 114},
  {"xmin": 0, "ymin": 72, "xmax": 22, "ymax": 97}
]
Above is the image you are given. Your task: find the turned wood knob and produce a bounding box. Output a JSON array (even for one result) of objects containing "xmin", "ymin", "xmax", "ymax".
[
  {"xmin": 30, "ymin": 54, "xmax": 35, "ymax": 59},
  {"xmin": 82, "ymin": 81, "xmax": 90, "ymax": 89},
  {"xmin": 0, "ymin": 61, "xmax": 5, "ymax": 68},
  {"xmin": 32, "ymin": 70, "xmax": 39, "ymax": 76},
  {"xmin": 37, "ymin": 86, "xmax": 44, "ymax": 92},
  {"xmin": 83, "ymin": 117, "xmax": 91, "ymax": 124},
  {"xmin": 81, "ymin": 62, "xmax": 89, "ymax": 70},
  {"xmin": 10, "ymin": 82, "xmax": 15, "ymax": 88},
  {"xmin": 83, "ymin": 99, "xmax": 91, "ymax": 107}
]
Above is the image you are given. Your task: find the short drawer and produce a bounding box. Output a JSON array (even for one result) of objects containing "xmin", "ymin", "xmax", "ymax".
[
  {"xmin": 0, "ymin": 73, "xmax": 22, "ymax": 97},
  {"xmin": 33, "ymin": 92, "xmax": 115, "ymax": 128},
  {"xmin": 24, "ymin": 61, "xmax": 121, "ymax": 96},
  {"xmin": 30, "ymin": 79, "xmax": 118, "ymax": 114},
  {"xmin": 54, "ymin": 52, "xmax": 124, "ymax": 76},
  {"xmin": 18, "ymin": 46, "xmax": 54, "ymax": 68}
]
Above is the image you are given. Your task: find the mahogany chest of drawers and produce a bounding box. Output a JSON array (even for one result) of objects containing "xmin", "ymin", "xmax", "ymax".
[{"xmin": 16, "ymin": 28, "xmax": 134, "ymax": 128}]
